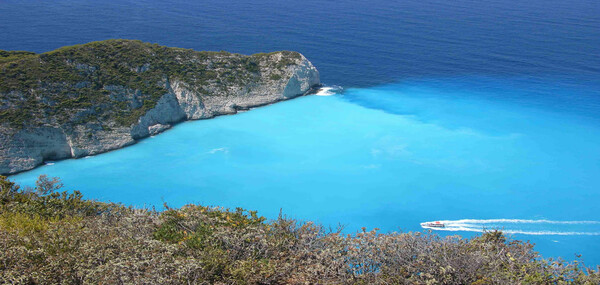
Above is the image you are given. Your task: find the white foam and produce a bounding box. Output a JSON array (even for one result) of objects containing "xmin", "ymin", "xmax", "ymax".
[
  {"xmin": 45, "ymin": 162, "xmax": 55, "ymax": 165},
  {"xmin": 208, "ymin": 147, "xmax": 228, "ymax": 154},
  {"xmin": 315, "ymin": 85, "xmax": 343, "ymax": 96}
]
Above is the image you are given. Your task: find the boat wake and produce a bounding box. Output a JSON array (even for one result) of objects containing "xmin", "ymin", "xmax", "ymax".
[
  {"xmin": 420, "ymin": 219, "xmax": 600, "ymax": 236},
  {"xmin": 314, "ymin": 85, "xmax": 343, "ymax": 96}
]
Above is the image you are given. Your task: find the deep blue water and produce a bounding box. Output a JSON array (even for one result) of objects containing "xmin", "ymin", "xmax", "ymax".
[
  {"xmin": 2, "ymin": 0, "xmax": 599, "ymax": 87},
  {"xmin": 3, "ymin": 0, "xmax": 600, "ymax": 265}
]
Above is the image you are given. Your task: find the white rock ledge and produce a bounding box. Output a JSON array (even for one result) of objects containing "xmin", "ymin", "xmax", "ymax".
[{"xmin": 0, "ymin": 53, "xmax": 320, "ymax": 175}]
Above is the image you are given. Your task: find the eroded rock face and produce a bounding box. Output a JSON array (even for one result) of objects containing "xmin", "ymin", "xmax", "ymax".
[
  {"xmin": 0, "ymin": 50, "xmax": 320, "ymax": 175},
  {"xmin": 283, "ymin": 55, "xmax": 320, "ymax": 98},
  {"xmin": 170, "ymin": 80, "xmax": 206, "ymax": 120},
  {"xmin": 0, "ymin": 127, "xmax": 71, "ymax": 174},
  {"xmin": 130, "ymin": 92, "xmax": 186, "ymax": 140}
]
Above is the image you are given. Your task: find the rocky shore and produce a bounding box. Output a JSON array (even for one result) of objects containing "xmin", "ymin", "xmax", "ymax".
[{"xmin": 0, "ymin": 40, "xmax": 320, "ymax": 174}]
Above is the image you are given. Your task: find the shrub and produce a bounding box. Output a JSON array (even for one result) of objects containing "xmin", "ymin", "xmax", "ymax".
[
  {"xmin": 1, "ymin": 175, "xmax": 599, "ymax": 284},
  {"xmin": 0, "ymin": 40, "xmax": 300, "ymax": 129}
]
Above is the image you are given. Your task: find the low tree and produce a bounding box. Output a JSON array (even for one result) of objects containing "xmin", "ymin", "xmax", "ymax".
[{"xmin": 34, "ymin": 174, "xmax": 63, "ymax": 195}]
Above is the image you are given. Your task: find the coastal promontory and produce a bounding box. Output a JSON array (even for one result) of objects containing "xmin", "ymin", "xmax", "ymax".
[{"xmin": 0, "ymin": 40, "xmax": 320, "ymax": 174}]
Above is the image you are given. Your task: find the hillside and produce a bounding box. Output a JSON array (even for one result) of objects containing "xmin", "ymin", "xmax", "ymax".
[
  {"xmin": 1, "ymin": 175, "xmax": 598, "ymax": 284},
  {"xmin": 0, "ymin": 40, "xmax": 320, "ymax": 174}
]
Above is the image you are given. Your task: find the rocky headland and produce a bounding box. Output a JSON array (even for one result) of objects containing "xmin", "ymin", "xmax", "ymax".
[{"xmin": 0, "ymin": 40, "xmax": 320, "ymax": 174}]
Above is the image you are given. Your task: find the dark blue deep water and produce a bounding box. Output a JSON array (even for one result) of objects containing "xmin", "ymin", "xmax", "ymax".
[{"xmin": 3, "ymin": 0, "xmax": 600, "ymax": 264}]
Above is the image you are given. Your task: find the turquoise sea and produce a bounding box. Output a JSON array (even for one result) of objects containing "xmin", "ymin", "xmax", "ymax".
[
  {"xmin": 11, "ymin": 76, "xmax": 600, "ymax": 264},
  {"xmin": 3, "ymin": 0, "xmax": 600, "ymax": 264}
]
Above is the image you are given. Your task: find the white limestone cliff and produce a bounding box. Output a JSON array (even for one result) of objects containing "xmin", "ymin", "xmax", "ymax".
[{"xmin": 0, "ymin": 53, "xmax": 320, "ymax": 175}]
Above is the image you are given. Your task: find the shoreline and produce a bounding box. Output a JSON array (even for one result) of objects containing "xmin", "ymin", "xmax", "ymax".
[{"xmin": 6, "ymin": 85, "xmax": 322, "ymax": 177}]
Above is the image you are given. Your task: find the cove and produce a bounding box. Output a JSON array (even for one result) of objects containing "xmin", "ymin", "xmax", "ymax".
[{"xmin": 10, "ymin": 76, "xmax": 600, "ymax": 265}]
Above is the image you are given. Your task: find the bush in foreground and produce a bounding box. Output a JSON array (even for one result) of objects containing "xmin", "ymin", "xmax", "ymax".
[{"xmin": 1, "ymin": 175, "xmax": 599, "ymax": 284}]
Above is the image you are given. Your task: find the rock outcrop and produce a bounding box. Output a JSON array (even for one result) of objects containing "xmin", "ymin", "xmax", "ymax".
[{"xmin": 0, "ymin": 40, "xmax": 320, "ymax": 174}]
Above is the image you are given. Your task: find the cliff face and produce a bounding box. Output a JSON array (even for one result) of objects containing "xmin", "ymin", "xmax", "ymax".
[{"xmin": 0, "ymin": 40, "xmax": 320, "ymax": 174}]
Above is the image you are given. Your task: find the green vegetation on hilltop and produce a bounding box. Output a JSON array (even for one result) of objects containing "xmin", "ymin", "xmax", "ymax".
[
  {"xmin": 1, "ymin": 175, "xmax": 598, "ymax": 284},
  {"xmin": 0, "ymin": 50, "xmax": 37, "ymax": 64},
  {"xmin": 0, "ymin": 40, "xmax": 301, "ymax": 129}
]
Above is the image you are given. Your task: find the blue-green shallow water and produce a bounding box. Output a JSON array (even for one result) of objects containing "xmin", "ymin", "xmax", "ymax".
[{"xmin": 10, "ymin": 76, "xmax": 600, "ymax": 264}]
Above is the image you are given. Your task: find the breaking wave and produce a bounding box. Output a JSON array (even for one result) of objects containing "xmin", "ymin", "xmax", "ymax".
[
  {"xmin": 421, "ymin": 219, "xmax": 600, "ymax": 236},
  {"xmin": 315, "ymin": 85, "xmax": 343, "ymax": 96}
]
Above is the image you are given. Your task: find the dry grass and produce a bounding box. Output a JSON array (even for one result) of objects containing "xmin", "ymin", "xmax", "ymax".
[{"xmin": 1, "ymin": 175, "xmax": 598, "ymax": 284}]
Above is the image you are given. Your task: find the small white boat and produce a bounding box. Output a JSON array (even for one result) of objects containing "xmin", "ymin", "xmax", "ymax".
[{"xmin": 421, "ymin": 221, "xmax": 445, "ymax": 228}]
